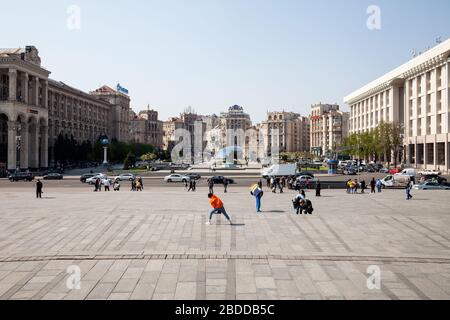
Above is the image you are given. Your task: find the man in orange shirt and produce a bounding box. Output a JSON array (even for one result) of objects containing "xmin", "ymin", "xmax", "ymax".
[{"xmin": 206, "ymin": 193, "xmax": 233, "ymax": 225}]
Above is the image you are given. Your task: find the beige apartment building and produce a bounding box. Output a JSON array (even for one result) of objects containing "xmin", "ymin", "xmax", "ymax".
[
  {"xmin": 344, "ymin": 38, "xmax": 450, "ymax": 172},
  {"xmin": 130, "ymin": 108, "xmax": 163, "ymax": 149},
  {"xmin": 260, "ymin": 111, "xmax": 310, "ymax": 155},
  {"xmin": 0, "ymin": 46, "xmax": 131, "ymax": 172},
  {"xmin": 310, "ymin": 104, "xmax": 349, "ymax": 157}
]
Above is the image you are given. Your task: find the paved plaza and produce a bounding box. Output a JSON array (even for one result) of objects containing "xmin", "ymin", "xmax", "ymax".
[{"xmin": 0, "ymin": 184, "xmax": 450, "ymax": 300}]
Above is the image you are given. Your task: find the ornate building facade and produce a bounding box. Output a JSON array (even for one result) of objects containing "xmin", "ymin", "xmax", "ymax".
[
  {"xmin": 0, "ymin": 46, "xmax": 131, "ymax": 172},
  {"xmin": 129, "ymin": 108, "xmax": 163, "ymax": 149},
  {"xmin": 310, "ymin": 104, "xmax": 349, "ymax": 157}
]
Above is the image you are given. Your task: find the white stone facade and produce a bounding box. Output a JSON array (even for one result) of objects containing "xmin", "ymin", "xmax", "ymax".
[{"xmin": 344, "ymin": 38, "xmax": 450, "ymax": 172}]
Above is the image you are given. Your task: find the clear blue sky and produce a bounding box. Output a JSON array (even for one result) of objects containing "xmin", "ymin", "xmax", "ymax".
[{"xmin": 1, "ymin": 0, "xmax": 449, "ymax": 123}]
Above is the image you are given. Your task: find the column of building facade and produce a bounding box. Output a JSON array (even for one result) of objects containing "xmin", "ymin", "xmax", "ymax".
[
  {"xmin": 445, "ymin": 77, "xmax": 449, "ymax": 170},
  {"xmin": 19, "ymin": 122, "xmax": 29, "ymax": 169},
  {"xmin": 7, "ymin": 121, "xmax": 17, "ymax": 170},
  {"xmin": 29, "ymin": 123, "xmax": 39, "ymax": 169},
  {"xmin": 42, "ymin": 80, "xmax": 48, "ymax": 109},
  {"xmin": 33, "ymin": 77, "xmax": 40, "ymax": 106},
  {"xmin": 21, "ymin": 72, "xmax": 29, "ymax": 103},
  {"xmin": 8, "ymin": 69, "xmax": 17, "ymax": 101},
  {"xmin": 40, "ymin": 125, "xmax": 48, "ymax": 168}
]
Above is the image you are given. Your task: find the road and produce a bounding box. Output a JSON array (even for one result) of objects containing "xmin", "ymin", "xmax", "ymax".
[{"xmin": 0, "ymin": 172, "xmax": 390, "ymax": 190}]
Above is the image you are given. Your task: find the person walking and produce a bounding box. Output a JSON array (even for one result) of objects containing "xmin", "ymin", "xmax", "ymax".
[
  {"xmin": 354, "ymin": 179, "xmax": 359, "ymax": 194},
  {"xmin": 193, "ymin": 180, "xmax": 197, "ymax": 192},
  {"xmin": 95, "ymin": 178, "xmax": 101, "ymax": 192},
  {"xmin": 131, "ymin": 179, "xmax": 136, "ymax": 191},
  {"xmin": 370, "ymin": 178, "xmax": 376, "ymax": 194},
  {"xmin": 266, "ymin": 177, "xmax": 271, "ymax": 188},
  {"xmin": 113, "ymin": 180, "xmax": 120, "ymax": 191},
  {"xmin": 223, "ymin": 179, "xmax": 229, "ymax": 193},
  {"xmin": 315, "ymin": 180, "xmax": 321, "ymax": 197},
  {"xmin": 208, "ymin": 178, "xmax": 214, "ymax": 194},
  {"xmin": 36, "ymin": 179, "xmax": 43, "ymax": 199},
  {"xmin": 206, "ymin": 193, "xmax": 233, "ymax": 225},
  {"xmin": 104, "ymin": 178, "xmax": 111, "ymax": 191},
  {"xmin": 360, "ymin": 180, "xmax": 366, "ymax": 194},
  {"xmin": 376, "ymin": 179, "xmax": 383, "ymax": 193},
  {"xmin": 138, "ymin": 177, "xmax": 144, "ymax": 190},
  {"xmin": 250, "ymin": 184, "xmax": 264, "ymax": 213},
  {"xmin": 188, "ymin": 180, "xmax": 194, "ymax": 192},
  {"xmin": 406, "ymin": 179, "xmax": 413, "ymax": 200}
]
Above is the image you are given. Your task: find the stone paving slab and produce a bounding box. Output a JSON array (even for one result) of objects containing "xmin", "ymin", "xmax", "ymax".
[{"xmin": 0, "ymin": 187, "xmax": 449, "ymax": 300}]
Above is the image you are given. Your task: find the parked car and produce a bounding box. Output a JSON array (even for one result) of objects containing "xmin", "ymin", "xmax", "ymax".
[
  {"xmin": 211, "ymin": 176, "xmax": 235, "ymax": 184},
  {"xmin": 379, "ymin": 168, "xmax": 390, "ymax": 174},
  {"xmin": 80, "ymin": 173, "xmax": 97, "ymax": 183},
  {"xmin": 164, "ymin": 174, "xmax": 191, "ymax": 183},
  {"xmin": 296, "ymin": 172, "xmax": 315, "ymax": 178},
  {"xmin": 43, "ymin": 173, "xmax": 63, "ymax": 180},
  {"xmin": 86, "ymin": 174, "xmax": 107, "ymax": 185},
  {"xmin": 8, "ymin": 172, "xmax": 35, "ymax": 182},
  {"xmin": 343, "ymin": 167, "xmax": 357, "ymax": 175},
  {"xmin": 412, "ymin": 182, "xmax": 450, "ymax": 190},
  {"xmin": 114, "ymin": 173, "xmax": 136, "ymax": 182},
  {"xmin": 185, "ymin": 173, "xmax": 201, "ymax": 180}
]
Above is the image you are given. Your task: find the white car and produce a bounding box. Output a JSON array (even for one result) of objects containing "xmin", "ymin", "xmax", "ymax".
[
  {"xmin": 114, "ymin": 173, "xmax": 136, "ymax": 181},
  {"xmin": 164, "ymin": 174, "xmax": 191, "ymax": 183},
  {"xmin": 86, "ymin": 174, "xmax": 107, "ymax": 185}
]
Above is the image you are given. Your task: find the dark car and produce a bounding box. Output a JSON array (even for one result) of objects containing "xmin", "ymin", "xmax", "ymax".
[
  {"xmin": 185, "ymin": 173, "xmax": 201, "ymax": 180},
  {"xmin": 8, "ymin": 172, "xmax": 35, "ymax": 182},
  {"xmin": 80, "ymin": 173, "xmax": 96, "ymax": 183},
  {"xmin": 297, "ymin": 172, "xmax": 315, "ymax": 178},
  {"xmin": 343, "ymin": 167, "xmax": 357, "ymax": 175},
  {"xmin": 212, "ymin": 176, "xmax": 234, "ymax": 184},
  {"xmin": 43, "ymin": 173, "xmax": 63, "ymax": 180}
]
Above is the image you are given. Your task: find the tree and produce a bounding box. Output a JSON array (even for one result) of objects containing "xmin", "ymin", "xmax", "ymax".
[
  {"xmin": 141, "ymin": 152, "xmax": 157, "ymax": 162},
  {"xmin": 123, "ymin": 152, "xmax": 136, "ymax": 170}
]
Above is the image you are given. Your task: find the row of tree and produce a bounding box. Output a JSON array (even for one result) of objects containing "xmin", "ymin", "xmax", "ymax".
[
  {"xmin": 53, "ymin": 134, "xmax": 164, "ymax": 166},
  {"xmin": 341, "ymin": 121, "xmax": 404, "ymax": 166}
]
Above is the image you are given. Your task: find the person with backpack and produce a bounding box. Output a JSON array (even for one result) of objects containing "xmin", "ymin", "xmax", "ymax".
[
  {"xmin": 299, "ymin": 199, "xmax": 314, "ymax": 215},
  {"xmin": 206, "ymin": 193, "xmax": 233, "ymax": 225},
  {"xmin": 250, "ymin": 184, "xmax": 264, "ymax": 213},
  {"xmin": 292, "ymin": 192, "xmax": 305, "ymax": 215}
]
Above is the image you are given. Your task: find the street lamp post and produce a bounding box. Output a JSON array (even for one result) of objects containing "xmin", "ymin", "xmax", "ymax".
[{"xmin": 16, "ymin": 124, "xmax": 21, "ymax": 171}]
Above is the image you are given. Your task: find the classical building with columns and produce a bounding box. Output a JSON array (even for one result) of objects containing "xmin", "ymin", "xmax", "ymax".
[
  {"xmin": 0, "ymin": 46, "xmax": 131, "ymax": 173},
  {"xmin": 344, "ymin": 38, "xmax": 450, "ymax": 173}
]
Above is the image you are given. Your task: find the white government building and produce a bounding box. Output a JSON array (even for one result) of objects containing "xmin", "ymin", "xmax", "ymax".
[{"xmin": 344, "ymin": 38, "xmax": 450, "ymax": 173}]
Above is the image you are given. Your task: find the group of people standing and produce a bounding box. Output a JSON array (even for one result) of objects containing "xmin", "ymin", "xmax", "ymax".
[
  {"xmin": 131, "ymin": 177, "xmax": 144, "ymax": 191},
  {"xmin": 347, "ymin": 178, "xmax": 383, "ymax": 194}
]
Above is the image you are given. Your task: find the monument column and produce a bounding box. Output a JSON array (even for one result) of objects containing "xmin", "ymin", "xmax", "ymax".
[
  {"xmin": 19, "ymin": 123, "xmax": 29, "ymax": 169},
  {"xmin": 8, "ymin": 69, "xmax": 17, "ymax": 101},
  {"xmin": 7, "ymin": 121, "xmax": 17, "ymax": 171}
]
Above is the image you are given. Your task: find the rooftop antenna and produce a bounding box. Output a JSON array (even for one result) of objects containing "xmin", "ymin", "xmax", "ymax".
[
  {"xmin": 436, "ymin": 37, "xmax": 442, "ymax": 44},
  {"xmin": 411, "ymin": 49, "xmax": 417, "ymax": 57}
]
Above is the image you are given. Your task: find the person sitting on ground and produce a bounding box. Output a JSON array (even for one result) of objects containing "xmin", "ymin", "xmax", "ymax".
[
  {"xmin": 292, "ymin": 192, "xmax": 305, "ymax": 215},
  {"xmin": 298, "ymin": 199, "xmax": 314, "ymax": 215},
  {"xmin": 206, "ymin": 193, "xmax": 232, "ymax": 225}
]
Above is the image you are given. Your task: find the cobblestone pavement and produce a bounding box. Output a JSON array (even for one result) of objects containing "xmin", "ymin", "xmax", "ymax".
[{"xmin": 0, "ymin": 186, "xmax": 450, "ymax": 300}]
